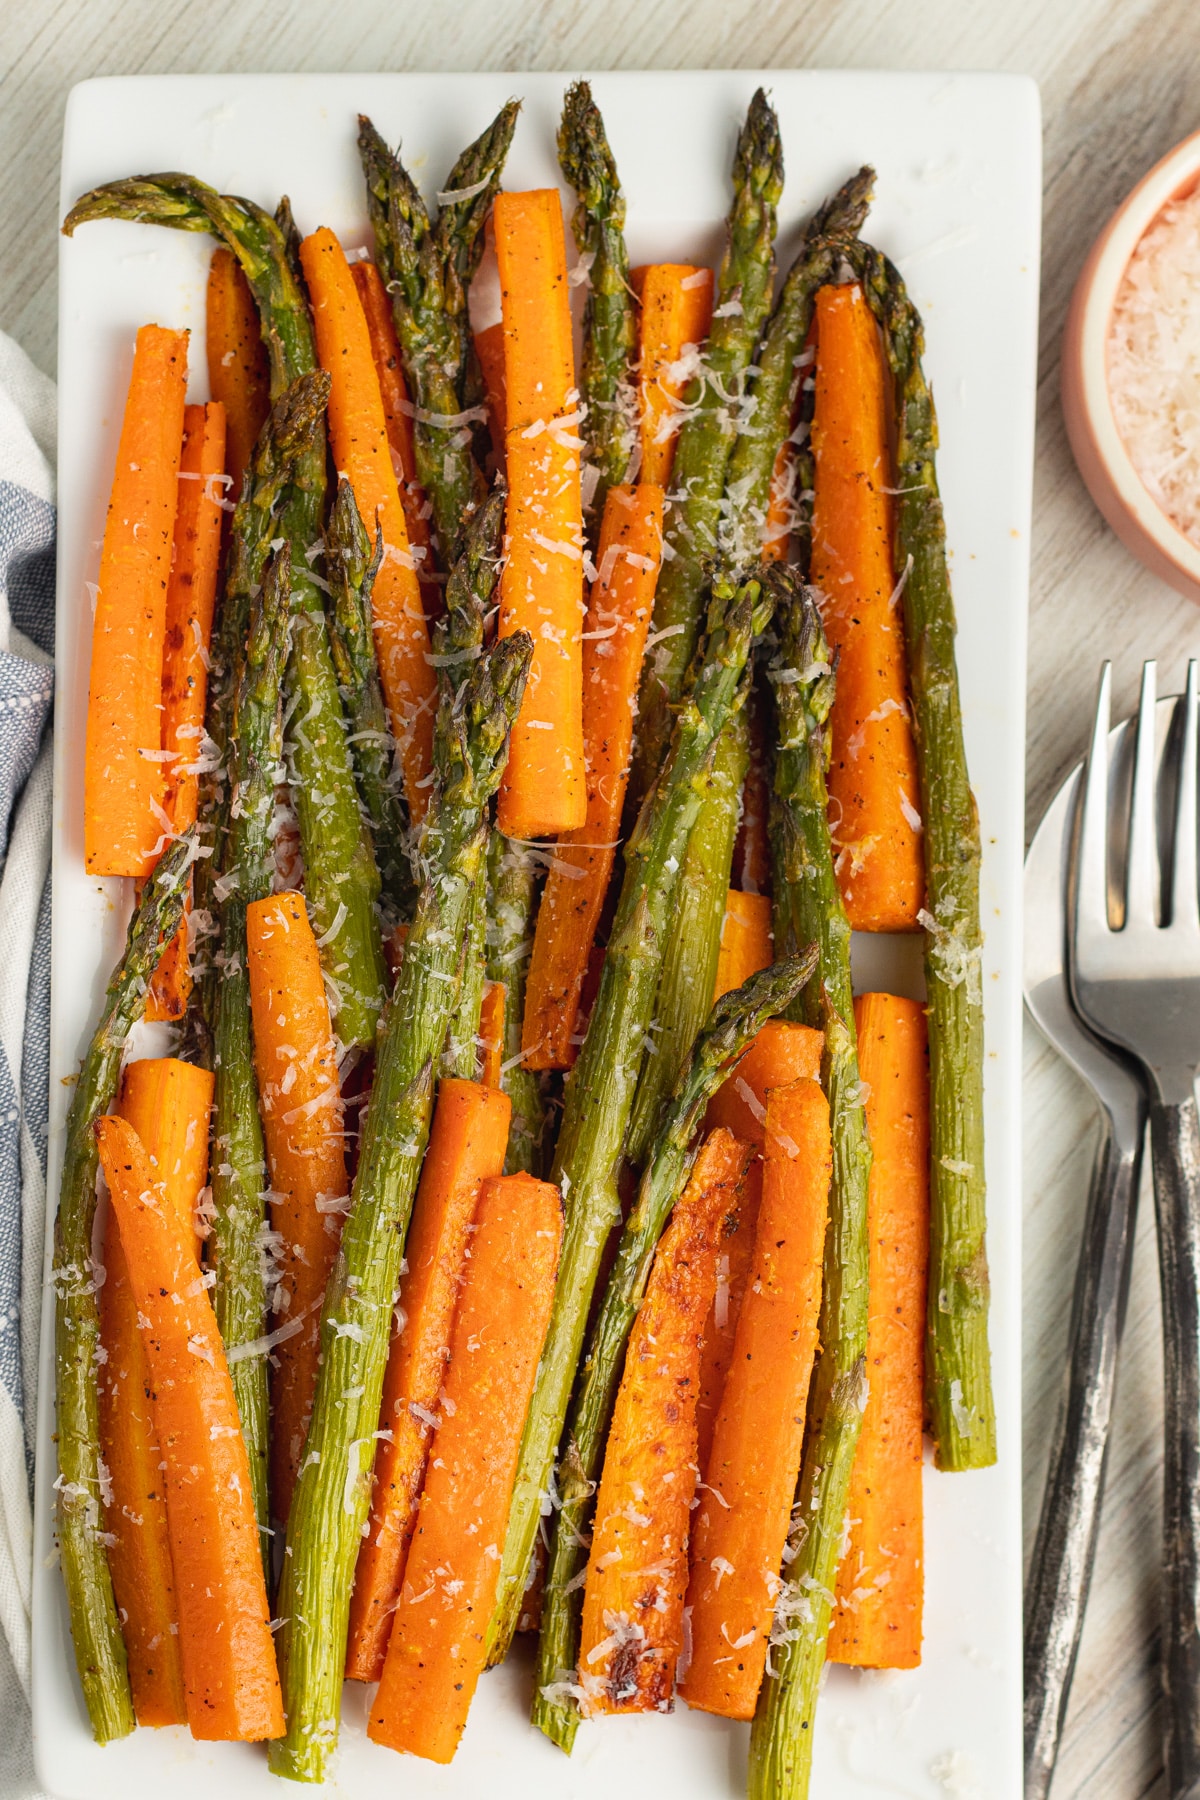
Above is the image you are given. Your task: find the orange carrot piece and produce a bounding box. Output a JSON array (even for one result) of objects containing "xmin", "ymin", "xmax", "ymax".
[
  {"xmin": 206, "ymin": 247, "xmax": 269, "ymax": 504},
  {"xmin": 85, "ymin": 323, "xmax": 189, "ymax": 878},
  {"xmin": 350, "ymin": 259, "xmax": 439, "ymax": 615},
  {"xmin": 521, "ymin": 482, "xmax": 663, "ymax": 1068},
  {"xmin": 577, "ymin": 1128, "xmax": 751, "ymax": 1715},
  {"xmin": 98, "ymin": 1057, "xmax": 213, "ymax": 1727},
  {"xmin": 474, "ymin": 320, "xmax": 508, "ymax": 471},
  {"xmin": 346, "ymin": 1077, "xmax": 512, "ymax": 1682},
  {"xmin": 828, "ymin": 993, "xmax": 929, "ymax": 1669},
  {"xmin": 638, "ymin": 263, "xmax": 714, "ymax": 487},
  {"xmin": 300, "ymin": 227, "xmax": 436, "ymax": 819},
  {"xmin": 713, "ymin": 889, "xmax": 773, "ymax": 1003},
  {"xmin": 761, "ymin": 439, "xmax": 794, "ymax": 564},
  {"xmin": 695, "ymin": 1158, "xmax": 762, "ymax": 1479},
  {"xmin": 369, "ymin": 1172, "xmax": 562, "ymax": 1762},
  {"xmin": 681, "ymin": 1078, "xmax": 832, "ymax": 1720},
  {"xmin": 705, "ymin": 1018, "xmax": 823, "ymax": 1146},
  {"xmin": 811, "ymin": 281, "xmax": 923, "ymax": 931},
  {"xmin": 493, "ymin": 189, "xmax": 587, "ymax": 838},
  {"xmin": 95, "ymin": 1116, "xmax": 284, "ymax": 1742},
  {"xmin": 244, "ymin": 890, "xmax": 348, "ymax": 1523},
  {"xmin": 145, "ymin": 400, "xmax": 227, "ymax": 1023},
  {"xmin": 479, "ymin": 981, "xmax": 506, "ymax": 1090}
]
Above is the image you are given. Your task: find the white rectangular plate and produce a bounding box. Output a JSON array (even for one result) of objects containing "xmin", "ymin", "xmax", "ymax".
[{"xmin": 38, "ymin": 68, "xmax": 1039, "ymax": 1800}]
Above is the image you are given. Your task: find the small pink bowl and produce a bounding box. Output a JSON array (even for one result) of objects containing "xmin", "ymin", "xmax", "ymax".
[{"xmin": 1062, "ymin": 128, "xmax": 1200, "ymax": 604}]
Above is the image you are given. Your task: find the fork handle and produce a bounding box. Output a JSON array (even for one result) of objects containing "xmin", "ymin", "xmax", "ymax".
[
  {"xmin": 1024, "ymin": 1096, "xmax": 1145, "ymax": 1800},
  {"xmin": 1150, "ymin": 1087, "xmax": 1200, "ymax": 1800}
]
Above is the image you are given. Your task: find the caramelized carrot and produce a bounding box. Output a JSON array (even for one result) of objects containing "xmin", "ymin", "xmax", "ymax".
[
  {"xmin": 577, "ymin": 1130, "xmax": 749, "ymax": 1715},
  {"xmin": 474, "ymin": 320, "xmax": 508, "ymax": 471},
  {"xmin": 811, "ymin": 281, "xmax": 923, "ymax": 931},
  {"xmin": 98, "ymin": 1057, "xmax": 213, "ymax": 1726},
  {"xmin": 300, "ymin": 227, "xmax": 436, "ymax": 818},
  {"xmin": 350, "ymin": 259, "xmax": 439, "ymax": 616},
  {"xmin": 733, "ymin": 697, "xmax": 772, "ymax": 896},
  {"xmin": 206, "ymin": 247, "xmax": 269, "ymax": 504},
  {"xmin": 346, "ymin": 1077, "xmax": 512, "ymax": 1682},
  {"xmin": 84, "ymin": 324, "xmax": 188, "ymax": 877},
  {"xmin": 369, "ymin": 1172, "xmax": 561, "ymax": 1761},
  {"xmin": 95, "ymin": 1116, "xmax": 283, "ymax": 1742},
  {"xmin": 713, "ymin": 889, "xmax": 773, "ymax": 1002},
  {"xmin": 762, "ymin": 439, "xmax": 795, "ymax": 564},
  {"xmin": 681, "ymin": 1078, "xmax": 831, "ymax": 1719},
  {"xmin": 479, "ymin": 981, "xmax": 506, "ymax": 1090},
  {"xmin": 493, "ymin": 189, "xmax": 587, "ymax": 838},
  {"xmin": 521, "ymin": 483, "xmax": 663, "ymax": 1068},
  {"xmin": 828, "ymin": 993, "xmax": 929, "ymax": 1668},
  {"xmin": 638, "ymin": 263, "xmax": 714, "ymax": 487},
  {"xmin": 695, "ymin": 1158, "xmax": 763, "ymax": 1478},
  {"xmin": 705, "ymin": 1017, "xmax": 823, "ymax": 1146},
  {"xmin": 244, "ymin": 890, "xmax": 347, "ymax": 1523}
]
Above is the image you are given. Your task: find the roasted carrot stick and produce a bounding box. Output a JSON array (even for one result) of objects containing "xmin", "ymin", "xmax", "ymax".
[
  {"xmin": 762, "ymin": 440, "xmax": 795, "ymax": 564},
  {"xmin": 479, "ymin": 981, "xmax": 506, "ymax": 1089},
  {"xmin": 94, "ymin": 1115, "xmax": 283, "ymax": 1742},
  {"xmin": 521, "ymin": 482, "xmax": 663, "ymax": 1068},
  {"xmin": 705, "ymin": 1017, "xmax": 823, "ymax": 1145},
  {"xmin": 695, "ymin": 1158, "xmax": 762, "ymax": 1478},
  {"xmin": 811, "ymin": 281, "xmax": 923, "ymax": 931},
  {"xmin": 828, "ymin": 993, "xmax": 929, "ymax": 1668},
  {"xmin": 493, "ymin": 189, "xmax": 587, "ymax": 838},
  {"xmin": 681, "ymin": 1077, "xmax": 832, "ymax": 1720},
  {"xmin": 144, "ymin": 401, "xmax": 227, "ymax": 1023},
  {"xmin": 350, "ymin": 259, "xmax": 439, "ymax": 615},
  {"xmin": 300, "ymin": 227, "xmax": 436, "ymax": 818},
  {"xmin": 369, "ymin": 1171, "xmax": 561, "ymax": 1761},
  {"xmin": 206, "ymin": 247, "xmax": 269, "ymax": 504},
  {"xmin": 638, "ymin": 263, "xmax": 714, "ymax": 487},
  {"xmin": 244, "ymin": 890, "xmax": 348, "ymax": 1523},
  {"xmin": 474, "ymin": 320, "xmax": 507, "ymax": 471},
  {"xmin": 713, "ymin": 889, "xmax": 773, "ymax": 1002},
  {"xmin": 85, "ymin": 323, "xmax": 188, "ymax": 878},
  {"xmin": 98, "ymin": 1057, "xmax": 214, "ymax": 1727},
  {"xmin": 577, "ymin": 1127, "xmax": 749, "ymax": 1715},
  {"xmin": 346, "ymin": 1077, "xmax": 512, "ymax": 1682}
]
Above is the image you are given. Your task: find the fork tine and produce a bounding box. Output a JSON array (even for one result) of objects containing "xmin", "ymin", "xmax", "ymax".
[
  {"xmin": 1125, "ymin": 660, "xmax": 1159, "ymax": 928},
  {"xmin": 1076, "ymin": 662, "xmax": 1113, "ymax": 937},
  {"xmin": 1171, "ymin": 659, "xmax": 1200, "ymax": 930}
]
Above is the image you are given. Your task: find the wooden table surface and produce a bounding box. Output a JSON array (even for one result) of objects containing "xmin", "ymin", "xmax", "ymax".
[{"xmin": 3, "ymin": 2, "xmax": 1199, "ymax": 1793}]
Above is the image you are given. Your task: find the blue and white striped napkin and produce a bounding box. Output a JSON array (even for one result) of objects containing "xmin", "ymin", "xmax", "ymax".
[{"xmin": 0, "ymin": 329, "xmax": 57, "ymax": 1800}]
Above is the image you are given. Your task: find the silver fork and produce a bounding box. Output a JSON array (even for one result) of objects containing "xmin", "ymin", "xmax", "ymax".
[{"xmin": 1070, "ymin": 658, "xmax": 1200, "ymax": 1800}]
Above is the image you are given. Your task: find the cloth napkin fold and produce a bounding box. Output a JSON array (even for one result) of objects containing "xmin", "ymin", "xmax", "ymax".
[{"xmin": 0, "ymin": 327, "xmax": 57, "ymax": 1800}]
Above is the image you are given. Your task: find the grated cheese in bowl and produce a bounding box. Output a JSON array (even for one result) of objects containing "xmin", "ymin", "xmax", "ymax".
[{"xmin": 1107, "ymin": 182, "xmax": 1200, "ymax": 549}]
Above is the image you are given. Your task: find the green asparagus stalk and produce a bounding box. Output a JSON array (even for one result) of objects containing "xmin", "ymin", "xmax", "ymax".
[
  {"xmin": 750, "ymin": 574, "xmax": 871, "ymax": 1800},
  {"xmin": 442, "ymin": 863, "xmax": 489, "ymax": 1078},
  {"xmin": 557, "ymin": 79, "xmax": 638, "ymax": 536},
  {"xmin": 325, "ymin": 477, "xmax": 417, "ymax": 927},
  {"xmin": 532, "ymin": 951, "xmax": 818, "ymax": 1751},
  {"xmin": 485, "ymin": 829, "xmax": 546, "ymax": 1174},
  {"xmin": 210, "ymin": 544, "xmax": 293, "ymax": 1541},
  {"xmin": 627, "ymin": 90, "xmax": 783, "ymax": 806},
  {"xmin": 625, "ymin": 707, "xmax": 750, "ymax": 1166},
  {"xmin": 53, "ymin": 834, "xmax": 195, "ymax": 1744},
  {"xmin": 847, "ymin": 240, "xmax": 995, "ymax": 1469},
  {"xmin": 485, "ymin": 569, "xmax": 776, "ymax": 1663},
  {"xmin": 269, "ymin": 501, "xmax": 529, "ymax": 1785},
  {"xmin": 358, "ymin": 103, "xmax": 519, "ymax": 565},
  {"xmin": 63, "ymin": 175, "xmax": 388, "ymax": 1050}
]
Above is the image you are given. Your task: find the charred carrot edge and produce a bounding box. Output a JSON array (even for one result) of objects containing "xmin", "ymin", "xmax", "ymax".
[
  {"xmin": 705, "ymin": 1017, "xmax": 823, "ymax": 1147},
  {"xmin": 244, "ymin": 890, "xmax": 348, "ymax": 1525},
  {"xmin": 346, "ymin": 1078, "xmax": 511, "ymax": 1681},
  {"xmin": 95, "ymin": 1115, "xmax": 283, "ymax": 1743},
  {"xmin": 681, "ymin": 1078, "xmax": 832, "ymax": 1720},
  {"xmin": 521, "ymin": 482, "xmax": 664, "ymax": 1068},
  {"xmin": 84, "ymin": 324, "xmax": 189, "ymax": 877},
  {"xmin": 369, "ymin": 1172, "xmax": 561, "ymax": 1762},
  {"xmin": 206, "ymin": 247, "xmax": 269, "ymax": 505},
  {"xmin": 578, "ymin": 1127, "xmax": 751, "ymax": 1715},
  {"xmin": 733, "ymin": 696, "xmax": 772, "ymax": 897},
  {"xmin": 299, "ymin": 227, "xmax": 437, "ymax": 819},
  {"xmin": 811, "ymin": 281, "xmax": 923, "ymax": 931},
  {"xmin": 828, "ymin": 993, "xmax": 929, "ymax": 1669},
  {"xmin": 638, "ymin": 263, "xmax": 714, "ymax": 488},
  {"xmin": 713, "ymin": 888, "xmax": 774, "ymax": 1003},
  {"xmin": 493, "ymin": 189, "xmax": 587, "ymax": 838}
]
